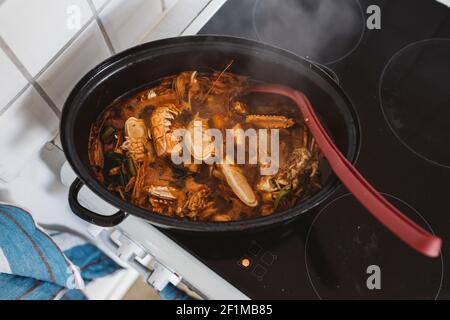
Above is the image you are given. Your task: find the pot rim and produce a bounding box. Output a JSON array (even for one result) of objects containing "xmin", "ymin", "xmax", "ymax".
[{"xmin": 60, "ymin": 35, "xmax": 361, "ymax": 232}]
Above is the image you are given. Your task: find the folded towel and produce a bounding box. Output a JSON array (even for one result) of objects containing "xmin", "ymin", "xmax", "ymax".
[
  {"xmin": 0, "ymin": 203, "xmax": 121, "ymax": 300},
  {"xmin": 0, "ymin": 203, "xmax": 193, "ymax": 300}
]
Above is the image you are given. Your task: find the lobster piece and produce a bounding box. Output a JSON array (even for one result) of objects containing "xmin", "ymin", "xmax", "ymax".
[
  {"xmin": 149, "ymin": 104, "xmax": 181, "ymax": 157},
  {"xmin": 121, "ymin": 117, "xmax": 150, "ymax": 162}
]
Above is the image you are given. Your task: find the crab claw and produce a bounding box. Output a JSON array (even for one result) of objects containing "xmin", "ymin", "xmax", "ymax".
[{"xmin": 218, "ymin": 156, "xmax": 258, "ymax": 207}]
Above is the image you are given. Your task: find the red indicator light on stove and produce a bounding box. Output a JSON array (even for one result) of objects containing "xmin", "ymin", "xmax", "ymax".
[{"xmin": 241, "ymin": 258, "xmax": 251, "ymax": 268}]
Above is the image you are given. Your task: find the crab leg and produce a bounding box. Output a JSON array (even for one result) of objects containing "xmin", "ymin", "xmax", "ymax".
[{"xmin": 246, "ymin": 115, "xmax": 295, "ymax": 129}]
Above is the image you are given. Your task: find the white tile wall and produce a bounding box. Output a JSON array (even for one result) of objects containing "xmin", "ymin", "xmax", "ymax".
[
  {"xmin": 99, "ymin": 0, "xmax": 163, "ymax": 52},
  {"xmin": 37, "ymin": 21, "xmax": 111, "ymax": 110},
  {"xmin": 0, "ymin": 48, "xmax": 27, "ymax": 112},
  {"xmin": 0, "ymin": 87, "xmax": 59, "ymax": 182},
  {"xmin": 92, "ymin": 0, "xmax": 109, "ymax": 11},
  {"xmin": 142, "ymin": 0, "xmax": 210, "ymax": 41},
  {"xmin": 0, "ymin": 0, "xmax": 216, "ymax": 182},
  {"xmin": 163, "ymin": 0, "xmax": 179, "ymax": 10},
  {"xmin": 0, "ymin": 0, "xmax": 92, "ymax": 76}
]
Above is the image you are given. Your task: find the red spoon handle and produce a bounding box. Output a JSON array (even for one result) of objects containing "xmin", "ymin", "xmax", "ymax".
[{"xmin": 247, "ymin": 84, "xmax": 442, "ymax": 258}]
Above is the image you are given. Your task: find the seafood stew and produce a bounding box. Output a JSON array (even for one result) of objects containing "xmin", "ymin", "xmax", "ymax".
[{"xmin": 88, "ymin": 69, "xmax": 325, "ymax": 222}]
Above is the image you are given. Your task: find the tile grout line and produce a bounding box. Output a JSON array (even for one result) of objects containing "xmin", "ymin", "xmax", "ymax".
[
  {"xmin": 179, "ymin": 0, "xmax": 214, "ymax": 36},
  {"xmin": 138, "ymin": 0, "xmax": 209, "ymax": 43},
  {"xmin": 33, "ymin": 0, "xmax": 114, "ymax": 80},
  {"xmin": 160, "ymin": 0, "xmax": 166, "ymax": 11},
  {"xmin": 137, "ymin": 1, "xmax": 173, "ymax": 44},
  {"xmin": 0, "ymin": 21, "xmax": 96, "ymax": 117},
  {"xmin": 0, "ymin": 0, "xmax": 114, "ymax": 116},
  {"xmin": 34, "ymin": 17, "xmax": 96, "ymax": 80},
  {"xmin": 0, "ymin": 36, "xmax": 61, "ymax": 118},
  {"xmin": 87, "ymin": 0, "xmax": 116, "ymax": 55},
  {"xmin": 0, "ymin": 84, "xmax": 31, "ymax": 117},
  {"xmin": 96, "ymin": 0, "xmax": 113, "ymax": 13}
]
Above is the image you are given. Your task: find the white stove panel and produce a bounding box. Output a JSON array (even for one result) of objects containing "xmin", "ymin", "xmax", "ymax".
[{"xmin": 61, "ymin": 159, "xmax": 247, "ymax": 299}]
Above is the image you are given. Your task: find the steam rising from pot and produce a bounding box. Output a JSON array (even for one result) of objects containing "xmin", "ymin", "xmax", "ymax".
[{"xmin": 249, "ymin": 0, "xmax": 364, "ymax": 64}]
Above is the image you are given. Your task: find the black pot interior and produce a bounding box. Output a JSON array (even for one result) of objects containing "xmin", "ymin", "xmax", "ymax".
[{"xmin": 62, "ymin": 36, "xmax": 360, "ymax": 231}]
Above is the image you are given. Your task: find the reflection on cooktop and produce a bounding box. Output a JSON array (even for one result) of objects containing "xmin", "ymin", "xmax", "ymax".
[
  {"xmin": 305, "ymin": 193, "xmax": 443, "ymax": 299},
  {"xmin": 253, "ymin": 0, "xmax": 365, "ymax": 64},
  {"xmin": 380, "ymin": 39, "xmax": 450, "ymax": 169}
]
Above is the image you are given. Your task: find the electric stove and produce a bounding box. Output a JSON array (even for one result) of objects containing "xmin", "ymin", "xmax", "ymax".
[{"xmin": 160, "ymin": 0, "xmax": 450, "ymax": 299}]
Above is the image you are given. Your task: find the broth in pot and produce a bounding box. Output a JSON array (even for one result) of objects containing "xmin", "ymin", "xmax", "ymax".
[{"xmin": 88, "ymin": 68, "xmax": 323, "ymax": 222}]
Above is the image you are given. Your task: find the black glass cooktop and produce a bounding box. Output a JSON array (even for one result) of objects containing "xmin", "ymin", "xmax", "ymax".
[{"xmin": 163, "ymin": 0, "xmax": 450, "ymax": 299}]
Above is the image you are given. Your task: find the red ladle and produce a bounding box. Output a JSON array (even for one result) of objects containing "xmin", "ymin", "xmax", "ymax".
[{"xmin": 246, "ymin": 84, "xmax": 442, "ymax": 258}]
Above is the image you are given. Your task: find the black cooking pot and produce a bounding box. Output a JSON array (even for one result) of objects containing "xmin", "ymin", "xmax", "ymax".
[{"xmin": 61, "ymin": 36, "xmax": 360, "ymax": 231}]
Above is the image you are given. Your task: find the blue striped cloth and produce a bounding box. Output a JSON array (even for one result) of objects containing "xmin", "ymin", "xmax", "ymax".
[
  {"xmin": 0, "ymin": 203, "xmax": 121, "ymax": 300},
  {"xmin": 0, "ymin": 203, "xmax": 192, "ymax": 300}
]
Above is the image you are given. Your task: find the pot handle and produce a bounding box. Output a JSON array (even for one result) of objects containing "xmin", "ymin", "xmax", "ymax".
[{"xmin": 69, "ymin": 178, "xmax": 128, "ymax": 227}]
